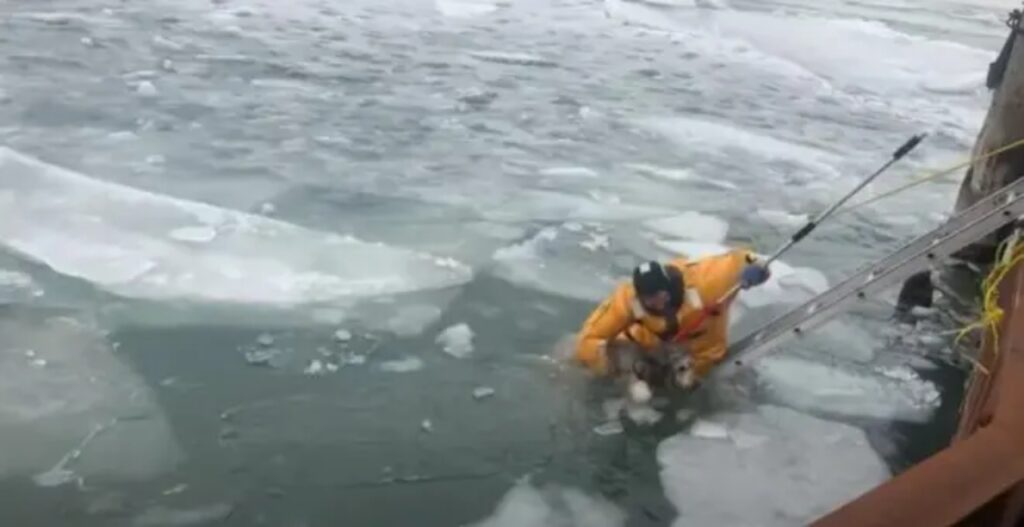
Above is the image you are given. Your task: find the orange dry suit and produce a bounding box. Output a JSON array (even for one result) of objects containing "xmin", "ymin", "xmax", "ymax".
[{"xmin": 574, "ymin": 249, "xmax": 755, "ymax": 379}]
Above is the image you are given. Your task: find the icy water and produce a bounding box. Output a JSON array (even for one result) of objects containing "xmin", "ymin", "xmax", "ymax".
[{"xmin": 0, "ymin": 0, "xmax": 1008, "ymax": 525}]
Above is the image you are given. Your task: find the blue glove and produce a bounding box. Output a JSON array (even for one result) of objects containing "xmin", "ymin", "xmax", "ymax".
[{"xmin": 740, "ymin": 263, "xmax": 770, "ymax": 289}]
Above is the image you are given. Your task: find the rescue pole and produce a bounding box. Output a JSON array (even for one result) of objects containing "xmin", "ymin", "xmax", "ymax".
[
  {"xmin": 725, "ymin": 133, "xmax": 926, "ymax": 304},
  {"xmin": 764, "ymin": 133, "xmax": 927, "ymax": 267},
  {"xmin": 670, "ymin": 134, "xmax": 927, "ymax": 345}
]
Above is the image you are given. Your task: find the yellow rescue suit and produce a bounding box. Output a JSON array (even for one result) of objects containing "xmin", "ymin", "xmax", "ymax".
[{"xmin": 574, "ymin": 249, "xmax": 754, "ymax": 379}]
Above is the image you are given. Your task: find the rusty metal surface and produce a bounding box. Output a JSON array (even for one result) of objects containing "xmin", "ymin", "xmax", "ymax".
[
  {"xmin": 996, "ymin": 484, "xmax": 1024, "ymax": 527},
  {"xmin": 810, "ymin": 259, "xmax": 1024, "ymax": 527}
]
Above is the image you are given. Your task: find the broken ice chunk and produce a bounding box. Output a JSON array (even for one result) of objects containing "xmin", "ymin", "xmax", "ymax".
[
  {"xmin": 436, "ymin": 323, "xmax": 474, "ymax": 358},
  {"xmin": 379, "ymin": 356, "xmax": 425, "ymax": 373},
  {"xmin": 343, "ymin": 353, "xmax": 366, "ymax": 366},
  {"xmin": 756, "ymin": 209, "xmax": 809, "ymax": 229},
  {"xmin": 580, "ymin": 233, "xmax": 610, "ymax": 252},
  {"xmin": 334, "ymin": 329, "xmax": 352, "ymax": 343},
  {"xmin": 689, "ymin": 419, "xmax": 729, "ymax": 440},
  {"xmin": 539, "ymin": 166, "xmax": 598, "ymax": 178},
  {"xmin": 644, "ymin": 212, "xmax": 729, "ymax": 243},
  {"xmin": 162, "ymin": 483, "xmax": 188, "ymax": 496},
  {"xmin": 593, "ymin": 420, "xmax": 624, "ymax": 436},
  {"xmin": 434, "ymin": 257, "xmax": 464, "ymax": 269},
  {"xmin": 625, "ymin": 404, "xmax": 662, "ymax": 425},
  {"xmin": 256, "ymin": 333, "xmax": 274, "ymax": 347},
  {"xmin": 136, "ymin": 81, "xmax": 159, "ymax": 98},
  {"xmin": 244, "ymin": 349, "xmax": 277, "ymax": 366},
  {"xmin": 304, "ymin": 360, "xmax": 325, "ymax": 375},
  {"xmin": 874, "ymin": 365, "xmax": 917, "ymax": 382},
  {"xmin": 469, "ymin": 51, "xmax": 558, "ymax": 68},
  {"xmin": 472, "ymin": 386, "xmax": 496, "ymax": 400},
  {"xmin": 421, "ymin": 419, "xmax": 434, "ymax": 433}
]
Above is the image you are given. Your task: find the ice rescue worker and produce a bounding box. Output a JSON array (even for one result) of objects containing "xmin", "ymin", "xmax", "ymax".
[{"xmin": 574, "ymin": 248, "xmax": 771, "ymax": 390}]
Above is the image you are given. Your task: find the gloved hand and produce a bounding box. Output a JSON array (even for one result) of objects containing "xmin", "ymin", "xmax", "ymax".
[{"xmin": 740, "ymin": 263, "xmax": 771, "ymax": 289}]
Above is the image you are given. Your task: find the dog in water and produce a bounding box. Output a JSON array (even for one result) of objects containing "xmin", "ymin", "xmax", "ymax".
[{"xmin": 606, "ymin": 341, "xmax": 693, "ymax": 403}]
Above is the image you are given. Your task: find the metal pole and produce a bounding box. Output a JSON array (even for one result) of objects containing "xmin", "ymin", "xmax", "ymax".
[{"xmin": 764, "ymin": 133, "xmax": 926, "ymax": 267}]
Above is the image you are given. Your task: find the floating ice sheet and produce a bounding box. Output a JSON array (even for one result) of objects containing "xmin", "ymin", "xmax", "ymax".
[
  {"xmin": 639, "ymin": 116, "xmax": 840, "ymax": 180},
  {"xmin": 491, "ymin": 226, "xmax": 619, "ymax": 302},
  {"xmin": 644, "ymin": 212, "xmax": 729, "ymax": 242},
  {"xmin": 703, "ymin": 10, "xmax": 991, "ymax": 96},
  {"xmin": 0, "ymin": 316, "xmax": 181, "ymax": 483},
  {"xmin": 0, "ymin": 148, "xmax": 471, "ymax": 305},
  {"xmin": 658, "ymin": 405, "xmax": 889, "ymax": 527},
  {"xmin": 756, "ymin": 356, "xmax": 941, "ymax": 422},
  {"xmin": 470, "ymin": 479, "xmax": 626, "ymax": 527}
]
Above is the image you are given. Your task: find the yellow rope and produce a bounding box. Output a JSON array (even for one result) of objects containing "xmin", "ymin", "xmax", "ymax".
[
  {"xmin": 954, "ymin": 232, "xmax": 1024, "ymax": 371},
  {"xmin": 842, "ymin": 136, "xmax": 1024, "ymax": 213}
]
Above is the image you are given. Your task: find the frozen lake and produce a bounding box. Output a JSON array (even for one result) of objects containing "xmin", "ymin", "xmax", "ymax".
[{"xmin": 0, "ymin": 0, "xmax": 1005, "ymax": 525}]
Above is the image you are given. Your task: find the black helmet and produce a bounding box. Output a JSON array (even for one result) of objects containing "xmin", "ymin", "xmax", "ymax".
[{"xmin": 632, "ymin": 261, "xmax": 672, "ymax": 297}]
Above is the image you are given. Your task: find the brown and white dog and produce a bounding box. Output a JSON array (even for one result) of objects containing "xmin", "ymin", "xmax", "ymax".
[{"xmin": 606, "ymin": 341, "xmax": 694, "ymax": 403}]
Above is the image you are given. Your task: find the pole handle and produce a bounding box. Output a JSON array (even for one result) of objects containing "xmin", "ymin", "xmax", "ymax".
[{"xmin": 893, "ymin": 133, "xmax": 927, "ymax": 159}]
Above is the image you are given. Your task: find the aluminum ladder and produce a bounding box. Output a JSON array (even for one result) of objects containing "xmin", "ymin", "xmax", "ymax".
[{"xmin": 711, "ymin": 176, "xmax": 1024, "ymax": 381}]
